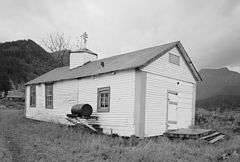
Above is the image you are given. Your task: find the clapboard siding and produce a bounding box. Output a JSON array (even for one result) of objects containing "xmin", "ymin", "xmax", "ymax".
[
  {"xmin": 25, "ymin": 86, "xmax": 30, "ymax": 115},
  {"xmin": 77, "ymin": 70, "xmax": 136, "ymax": 136},
  {"xmin": 142, "ymin": 47, "xmax": 196, "ymax": 83},
  {"xmin": 143, "ymin": 73, "xmax": 194, "ymax": 137},
  {"xmin": 70, "ymin": 52, "xmax": 97, "ymax": 69},
  {"xmin": 140, "ymin": 46, "xmax": 196, "ymax": 136},
  {"xmin": 26, "ymin": 70, "xmax": 136, "ymax": 136},
  {"xmin": 26, "ymin": 80, "xmax": 79, "ymax": 123}
]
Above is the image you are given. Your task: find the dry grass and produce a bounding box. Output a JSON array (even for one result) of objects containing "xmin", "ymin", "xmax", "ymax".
[
  {"xmin": 0, "ymin": 108, "xmax": 239, "ymax": 161},
  {"xmin": 0, "ymin": 98, "xmax": 25, "ymax": 110},
  {"xmin": 195, "ymin": 108, "xmax": 240, "ymax": 135}
]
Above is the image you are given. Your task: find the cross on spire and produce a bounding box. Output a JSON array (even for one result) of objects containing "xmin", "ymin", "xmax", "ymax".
[{"xmin": 80, "ymin": 32, "xmax": 88, "ymax": 49}]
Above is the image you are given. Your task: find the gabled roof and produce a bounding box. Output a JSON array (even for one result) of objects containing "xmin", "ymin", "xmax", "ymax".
[{"xmin": 25, "ymin": 41, "xmax": 202, "ymax": 85}]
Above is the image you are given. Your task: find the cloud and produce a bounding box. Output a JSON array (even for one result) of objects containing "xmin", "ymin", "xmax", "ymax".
[{"xmin": 0, "ymin": 0, "xmax": 240, "ymax": 70}]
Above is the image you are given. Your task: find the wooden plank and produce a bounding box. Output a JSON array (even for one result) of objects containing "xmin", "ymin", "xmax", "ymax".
[
  {"xmin": 66, "ymin": 117, "xmax": 97, "ymax": 132},
  {"xmin": 66, "ymin": 117, "xmax": 78, "ymax": 125},
  {"xmin": 165, "ymin": 129, "xmax": 217, "ymax": 140},
  {"xmin": 200, "ymin": 132, "xmax": 220, "ymax": 140},
  {"xmin": 76, "ymin": 118, "xmax": 97, "ymax": 132},
  {"xmin": 167, "ymin": 128, "xmax": 212, "ymax": 135},
  {"xmin": 209, "ymin": 135, "xmax": 225, "ymax": 144}
]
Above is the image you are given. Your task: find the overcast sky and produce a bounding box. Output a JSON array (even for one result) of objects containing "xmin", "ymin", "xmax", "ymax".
[{"xmin": 0, "ymin": 0, "xmax": 240, "ymax": 70}]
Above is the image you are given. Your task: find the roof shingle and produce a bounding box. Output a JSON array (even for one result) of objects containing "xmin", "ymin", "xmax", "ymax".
[{"xmin": 26, "ymin": 41, "xmax": 201, "ymax": 85}]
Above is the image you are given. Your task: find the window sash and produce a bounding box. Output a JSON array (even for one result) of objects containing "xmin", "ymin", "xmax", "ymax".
[
  {"xmin": 97, "ymin": 87, "xmax": 110, "ymax": 112},
  {"xmin": 30, "ymin": 85, "xmax": 36, "ymax": 107},
  {"xmin": 169, "ymin": 53, "xmax": 180, "ymax": 65},
  {"xmin": 45, "ymin": 84, "xmax": 53, "ymax": 109}
]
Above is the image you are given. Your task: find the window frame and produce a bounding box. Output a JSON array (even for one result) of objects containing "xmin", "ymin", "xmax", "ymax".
[
  {"xmin": 30, "ymin": 85, "xmax": 36, "ymax": 107},
  {"xmin": 97, "ymin": 87, "xmax": 110, "ymax": 112},
  {"xmin": 169, "ymin": 53, "xmax": 180, "ymax": 66},
  {"xmin": 45, "ymin": 83, "xmax": 53, "ymax": 109}
]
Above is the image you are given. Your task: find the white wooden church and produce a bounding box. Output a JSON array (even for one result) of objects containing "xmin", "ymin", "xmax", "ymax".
[{"xmin": 25, "ymin": 39, "xmax": 201, "ymax": 137}]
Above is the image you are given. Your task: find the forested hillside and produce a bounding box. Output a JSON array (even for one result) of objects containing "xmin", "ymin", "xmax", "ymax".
[
  {"xmin": 196, "ymin": 68, "xmax": 240, "ymax": 111},
  {"xmin": 197, "ymin": 67, "xmax": 240, "ymax": 100},
  {"xmin": 0, "ymin": 39, "xmax": 60, "ymax": 91}
]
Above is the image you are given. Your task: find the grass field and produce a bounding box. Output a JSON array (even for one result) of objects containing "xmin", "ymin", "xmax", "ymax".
[{"xmin": 0, "ymin": 107, "xmax": 240, "ymax": 161}]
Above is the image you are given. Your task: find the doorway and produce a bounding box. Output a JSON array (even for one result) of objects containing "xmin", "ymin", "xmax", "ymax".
[{"xmin": 167, "ymin": 91, "xmax": 178, "ymax": 130}]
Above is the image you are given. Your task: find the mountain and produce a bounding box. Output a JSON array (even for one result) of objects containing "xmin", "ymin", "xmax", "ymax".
[
  {"xmin": 197, "ymin": 67, "xmax": 240, "ymax": 100},
  {"xmin": 197, "ymin": 95, "xmax": 240, "ymax": 111},
  {"xmin": 0, "ymin": 39, "xmax": 60, "ymax": 90},
  {"xmin": 196, "ymin": 67, "xmax": 240, "ymax": 111}
]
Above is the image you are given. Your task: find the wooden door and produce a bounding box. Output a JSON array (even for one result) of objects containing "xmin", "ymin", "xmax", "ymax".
[{"xmin": 167, "ymin": 91, "xmax": 178, "ymax": 130}]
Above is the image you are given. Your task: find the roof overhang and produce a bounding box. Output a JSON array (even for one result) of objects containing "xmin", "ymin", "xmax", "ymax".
[{"xmin": 25, "ymin": 41, "xmax": 202, "ymax": 86}]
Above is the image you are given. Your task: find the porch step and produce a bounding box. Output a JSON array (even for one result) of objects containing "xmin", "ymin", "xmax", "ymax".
[
  {"xmin": 164, "ymin": 128, "xmax": 212, "ymax": 139},
  {"xmin": 164, "ymin": 128, "xmax": 225, "ymax": 144},
  {"xmin": 209, "ymin": 134, "xmax": 225, "ymax": 144},
  {"xmin": 200, "ymin": 130, "xmax": 225, "ymax": 143},
  {"xmin": 200, "ymin": 132, "xmax": 221, "ymax": 140}
]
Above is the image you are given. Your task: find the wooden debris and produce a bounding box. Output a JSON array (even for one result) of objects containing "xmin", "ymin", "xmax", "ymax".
[
  {"xmin": 209, "ymin": 134, "xmax": 225, "ymax": 144},
  {"xmin": 200, "ymin": 132, "xmax": 220, "ymax": 140},
  {"xmin": 66, "ymin": 116, "xmax": 99, "ymax": 132}
]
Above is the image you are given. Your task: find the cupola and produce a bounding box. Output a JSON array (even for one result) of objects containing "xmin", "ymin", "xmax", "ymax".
[{"xmin": 70, "ymin": 32, "xmax": 98, "ymax": 69}]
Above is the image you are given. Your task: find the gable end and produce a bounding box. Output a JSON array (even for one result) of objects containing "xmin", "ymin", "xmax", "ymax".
[{"xmin": 140, "ymin": 42, "xmax": 202, "ymax": 82}]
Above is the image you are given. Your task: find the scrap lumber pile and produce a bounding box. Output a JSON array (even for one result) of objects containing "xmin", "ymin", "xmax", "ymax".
[{"xmin": 65, "ymin": 104, "xmax": 101, "ymax": 132}]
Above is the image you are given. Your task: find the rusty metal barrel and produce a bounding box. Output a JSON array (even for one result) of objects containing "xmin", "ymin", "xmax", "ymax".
[{"xmin": 71, "ymin": 104, "xmax": 93, "ymax": 117}]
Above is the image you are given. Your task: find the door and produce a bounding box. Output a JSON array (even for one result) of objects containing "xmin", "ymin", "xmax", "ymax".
[{"xmin": 167, "ymin": 91, "xmax": 178, "ymax": 130}]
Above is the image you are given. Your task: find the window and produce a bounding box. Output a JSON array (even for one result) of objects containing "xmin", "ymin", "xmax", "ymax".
[
  {"xmin": 45, "ymin": 83, "xmax": 53, "ymax": 109},
  {"xmin": 169, "ymin": 53, "xmax": 180, "ymax": 65},
  {"xmin": 97, "ymin": 87, "xmax": 110, "ymax": 112},
  {"xmin": 30, "ymin": 85, "xmax": 36, "ymax": 107}
]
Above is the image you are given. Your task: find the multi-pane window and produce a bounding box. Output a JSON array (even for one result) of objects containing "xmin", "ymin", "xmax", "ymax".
[
  {"xmin": 45, "ymin": 83, "xmax": 53, "ymax": 109},
  {"xmin": 169, "ymin": 53, "xmax": 180, "ymax": 65},
  {"xmin": 97, "ymin": 87, "xmax": 110, "ymax": 112},
  {"xmin": 30, "ymin": 85, "xmax": 36, "ymax": 107}
]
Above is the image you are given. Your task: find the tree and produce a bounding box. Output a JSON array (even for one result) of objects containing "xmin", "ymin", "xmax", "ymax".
[
  {"xmin": 0, "ymin": 72, "xmax": 11, "ymax": 94},
  {"xmin": 42, "ymin": 32, "xmax": 72, "ymax": 66}
]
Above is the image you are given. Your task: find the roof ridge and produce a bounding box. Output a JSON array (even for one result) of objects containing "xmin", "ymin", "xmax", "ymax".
[
  {"xmin": 62, "ymin": 41, "xmax": 179, "ymax": 69},
  {"xmin": 26, "ymin": 41, "xmax": 203, "ymax": 85},
  {"xmin": 87, "ymin": 41, "xmax": 179, "ymax": 64}
]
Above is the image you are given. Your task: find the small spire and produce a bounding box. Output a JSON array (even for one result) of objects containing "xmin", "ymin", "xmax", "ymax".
[{"xmin": 80, "ymin": 32, "xmax": 88, "ymax": 49}]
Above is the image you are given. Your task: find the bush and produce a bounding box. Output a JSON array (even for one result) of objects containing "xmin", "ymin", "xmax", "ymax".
[
  {"xmin": 196, "ymin": 108, "xmax": 240, "ymax": 135},
  {"xmin": 0, "ymin": 98, "xmax": 24, "ymax": 110}
]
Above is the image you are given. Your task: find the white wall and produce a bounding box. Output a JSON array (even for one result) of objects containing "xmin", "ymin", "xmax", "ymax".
[
  {"xmin": 143, "ymin": 47, "xmax": 195, "ymax": 83},
  {"xmin": 77, "ymin": 70, "xmax": 136, "ymax": 136},
  {"xmin": 143, "ymin": 74, "xmax": 194, "ymax": 137},
  {"xmin": 142, "ymin": 47, "xmax": 196, "ymax": 137},
  {"xmin": 26, "ymin": 80, "xmax": 79, "ymax": 124},
  {"xmin": 26, "ymin": 70, "xmax": 136, "ymax": 136},
  {"xmin": 70, "ymin": 52, "xmax": 97, "ymax": 69}
]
